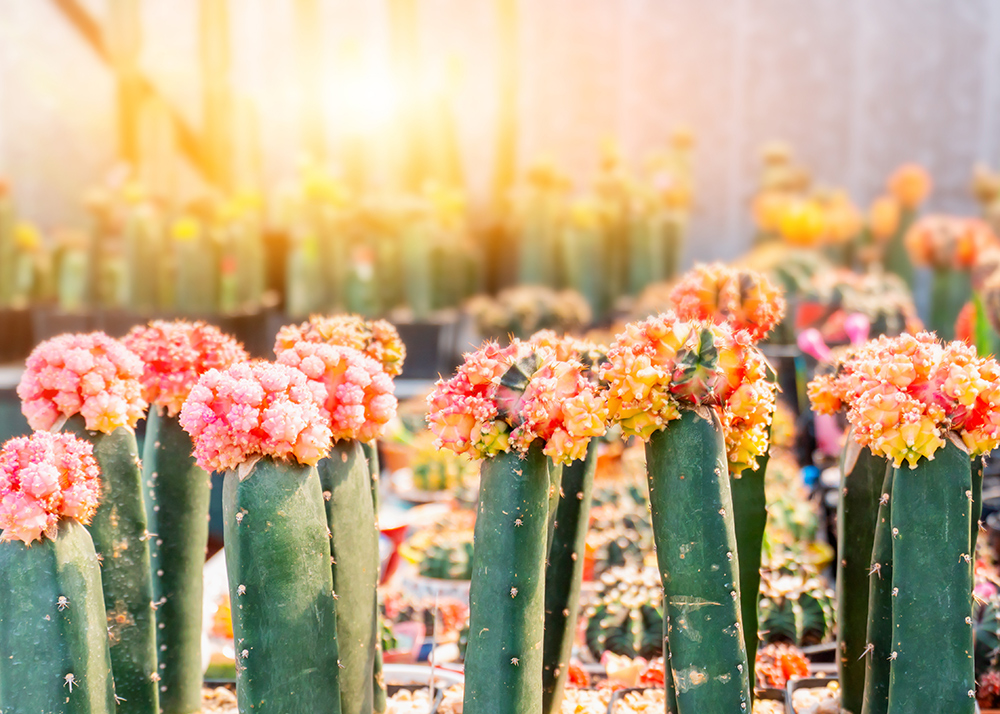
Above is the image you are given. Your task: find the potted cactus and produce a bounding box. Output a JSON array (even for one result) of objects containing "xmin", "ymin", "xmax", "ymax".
[
  {"xmin": 180, "ymin": 361, "xmax": 341, "ymax": 713},
  {"xmin": 0, "ymin": 431, "xmax": 117, "ymax": 713},
  {"xmin": 427, "ymin": 339, "xmax": 607, "ymax": 714},
  {"xmin": 603, "ymin": 313, "xmax": 776, "ymax": 713},
  {"xmin": 123, "ymin": 320, "xmax": 247, "ymax": 714},
  {"xmin": 17, "ymin": 332, "xmax": 159, "ymax": 714},
  {"xmin": 883, "ymin": 163, "xmax": 932, "ymax": 289}
]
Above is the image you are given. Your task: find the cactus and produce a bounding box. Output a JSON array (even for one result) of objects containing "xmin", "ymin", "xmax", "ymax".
[
  {"xmin": 0, "ymin": 180, "xmax": 16, "ymax": 308},
  {"xmin": 832, "ymin": 333, "xmax": 1000, "ymax": 714},
  {"xmin": 884, "ymin": 164, "xmax": 931, "ymax": 288},
  {"xmin": 57, "ymin": 230, "xmax": 92, "ymax": 313},
  {"xmin": 0, "ymin": 431, "xmax": 116, "ymax": 714},
  {"xmin": 180, "ymin": 360, "xmax": 340, "ymax": 713},
  {"xmin": 862, "ymin": 465, "xmax": 894, "ymax": 714},
  {"xmin": 835, "ymin": 439, "xmax": 889, "ymax": 714},
  {"xmin": 124, "ymin": 321, "xmax": 247, "ymax": 714},
  {"xmin": 561, "ymin": 199, "xmax": 603, "ymax": 313},
  {"xmin": 274, "ymin": 337, "xmax": 397, "ymax": 714},
  {"xmin": 418, "ymin": 538, "xmax": 474, "ymax": 580},
  {"xmin": 886, "ymin": 440, "xmax": 974, "ymax": 712},
  {"xmin": 275, "ymin": 314, "xmax": 405, "ymax": 713},
  {"xmin": 757, "ymin": 568, "xmax": 835, "ymax": 647},
  {"xmin": 171, "ymin": 214, "xmax": 218, "ymax": 315},
  {"xmin": 582, "ymin": 564, "xmax": 663, "ymax": 661},
  {"xmin": 604, "ymin": 315, "xmax": 776, "ymax": 712},
  {"xmin": 542, "ymin": 442, "xmax": 597, "ymax": 713},
  {"xmin": 18, "ymin": 333, "xmax": 158, "ymax": 714},
  {"xmin": 427, "ymin": 340, "xmax": 607, "ymax": 714},
  {"xmin": 122, "ymin": 201, "xmax": 163, "ymax": 312}
]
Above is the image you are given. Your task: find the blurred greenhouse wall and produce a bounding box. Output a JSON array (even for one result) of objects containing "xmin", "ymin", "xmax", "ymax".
[{"xmin": 0, "ymin": 0, "xmax": 998, "ymax": 263}]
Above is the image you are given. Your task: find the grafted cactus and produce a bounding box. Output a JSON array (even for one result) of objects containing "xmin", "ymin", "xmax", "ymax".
[
  {"xmin": 428, "ymin": 340, "xmax": 607, "ymax": 714},
  {"xmin": 180, "ymin": 361, "xmax": 341, "ymax": 713},
  {"xmin": 124, "ymin": 320, "xmax": 247, "ymax": 714},
  {"xmin": 18, "ymin": 332, "xmax": 158, "ymax": 714},
  {"xmin": 0, "ymin": 431, "xmax": 117, "ymax": 714},
  {"xmin": 604, "ymin": 313, "xmax": 776, "ymax": 713}
]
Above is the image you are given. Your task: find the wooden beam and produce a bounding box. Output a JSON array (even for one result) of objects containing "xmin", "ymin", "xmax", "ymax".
[{"xmin": 47, "ymin": 0, "xmax": 212, "ymax": 184}]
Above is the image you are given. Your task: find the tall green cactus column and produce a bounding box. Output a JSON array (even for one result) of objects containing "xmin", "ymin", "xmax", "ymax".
[
  {"xmin": 223, "ymin": 458, "xmax": 342, "ymax": 714},
  {"xmin": 143, "ymin": 410, "xmax": 212, "ymax": 714},
  {"xmin": 729, "ymin": 437, "xmax": 768, "ymax": 693},
  {"xmin": 542, "ymin": 441, "xmax": 597, "ymax": 714},
  {"xmin": 646, "ymin": 409, "xmax": 751, "ymax": 713},
  {"xmin": 65, "ymin": 416, "xmax": 160, "ymax": 714},
  {"xmin": 838, "ymin": 439, "xmax": 889, "ymax": 714},
  {"xmin": 464, "ymin": 444, "xmax": 549, "ymax": 714},
  {"xmin": 361, "ymin": 440, "xmax": 388, "ymax": 714},
  {"xmin": 321, "ymin": 441, "xmax": 379, "ymax": 714},
  {"xmin": 862, "ymin": 466, "xmax": 895, "ymax": 714},
  {"xmin": 886, "ymin": 441, "xmax": 974, "ymax": 714},
  {"xmin": 0, "ymin": 519, "xmax": 117, "ymax": 714}
]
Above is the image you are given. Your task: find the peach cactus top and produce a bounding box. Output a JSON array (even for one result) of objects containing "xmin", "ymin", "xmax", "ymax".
[
  {"xmin": 669, "ymin": 263, "xmax": 786, "ymax": 341},
  {"xmin": 275, "ymin": 315, "xmax": 406, "ymax": 378},
  {"xmin": 0, "ymin": 431, "xmax": 101, "ymax": 545}
]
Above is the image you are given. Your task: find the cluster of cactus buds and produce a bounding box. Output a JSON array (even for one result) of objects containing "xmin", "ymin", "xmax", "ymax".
[
  {"xmin": 757, "ymin": 568, "xmax": 836, "ymax": 647},
  {"xmin": 466, "ymin": 285, "xmax": 593, "ymax": 341}
]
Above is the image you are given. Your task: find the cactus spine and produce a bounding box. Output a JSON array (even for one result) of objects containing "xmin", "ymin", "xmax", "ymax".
[
  {"xmin": 886, "ymin": 440, "xmax": 974, "ymax": 713},
  {"xmin": 645, "ymin": 408, "xmax": 751, "ymax": 713},
  {"xmin": 64, "ymin": 416, "xmax": 160, "ymax": 714},
  {"xmin": 320, "ymin": 441, "xmax": 379, "ymax": 714},
  {"xmin": 0, "ymin": 519, "xmax": 117, "ymax": 714},
  {"xmin": 222, "ymin": 458, "xmax": 342, "ymax": 714},
  {"xmin": 143, "ymin": 410, "xmax": 211, "ymax": 714},
  {"xmin": 542, "ymin": 441, "xmax": 597, "ymax": 713},
  {"xmin": 838, "ymin": 438, "xmax": 889, "ymax": 714},
  {"xmin": 464, "ymin": 443, "xmax": 549, "ymax": 714}
]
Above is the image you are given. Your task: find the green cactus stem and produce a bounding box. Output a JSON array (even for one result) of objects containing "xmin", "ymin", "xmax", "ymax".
[
  {"xmin": 561, "ymin": 212, "xmax": 602, "ymax": 314},
  {"xmin": 545, "ymin": 459, "xmax": 564, "ymax": 554},
  {"xmin": 464, "ymin": 443, "xmax": 549, "ymax": 714},
  {"xmin": 0, "ymin": 190, "xmax": 17, "ymax": 308},
  {"xmin": 886, "ymin": 441, "xmax": 974, "ymax": 713},
  {"xmin": 123, "ymin": 206, "xmax": 162, "ymax": 312},
  {"xmin": 884, "ymin": 209, "xmax": 915, "ymax": 290},
  {"xmin": 360, "ymin": 440, "xmax": 388, "ymax": 714},
  {"xmin": 321, "ymin": 441, "xmax": 379, "ymax": 714},
  {"xmin": 0, "ymin": 519, "xmax": 117, "ymax": 714},
  {"xmin": 143, "ymin": 410, "xmax": 211, "ymax": 714},
  {"xmin": 222, "ymin": 457, "xmax": 342, "ymax": 714},
  {"xmin": 929, "ymin": 267, "xmax": 971, "ymax": 342},
  {"xmin": 838, "ymin": 438, "xmax": 889, "ymax": 714},
  {"xmin": 861, "ymin": 464, "xmax": 895, "ymax": 714},
  {"xmin": 729, "ymin": 431, "xmax": 769, "ymax": 693},
  {"xmin": 64, "ymin": 415, "xmax": 160, "ymax": 714},
  {"xmin": 972, "ymin": 457, "xmax": 984, "ymax": 553},
  {"xmin": 542, "ymin": 442, "xmax": 597, "ymax": 714},
  {"xmin": 645, "ymin": 408, "xmax": 751, "ymax": 713},
  {"xmin": 401, "ymin": 219, "xmax": 433, "ymax": 320}
]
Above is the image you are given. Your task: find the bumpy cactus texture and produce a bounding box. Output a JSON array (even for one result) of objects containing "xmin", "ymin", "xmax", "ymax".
[
  {"xmin": 222, "ymin": 458, "xmax": 342, "ymax": 714},
  {"xmin": 542, "ymin": 442, "xmax": 598, "ymax": 714},
  {"xmin": 583, "ymin": 564, "xmax": 663, "ymax": 661},
  {"xmin": 0, "ymin": 519, "xmax": 117, "ymax": 714},
  {"xmin": 886, "ymin": 441, "xmax": 974, "ymax": 713},
  {"xmin": 645, "ymin": 409, "xmax": 751, "ymax": 712},
  {"xmin": 321, "ymin": 441, "xmax": 379, "ymax": 714},
  {"xmin": 838, "ymin": 438, "xmax": 889, "ymax": 714},
  {"xmin": 64, "ymin": 416, "xmax": 159, "ymax": 714},
  {"xmin": 463, "ymin": 444, "xmax": 549, "ymax": 714}
]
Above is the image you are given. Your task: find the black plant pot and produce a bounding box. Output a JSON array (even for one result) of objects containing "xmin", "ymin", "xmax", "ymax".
[
  {"xmin": 30, "ymin": 306, "xmax": 95, "ymax": 343},
  {"xmin": 0, "ymin": 307, "xmax": 33, "ymax": 363}
]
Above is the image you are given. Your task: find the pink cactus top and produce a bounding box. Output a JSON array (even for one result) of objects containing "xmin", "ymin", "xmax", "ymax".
[
  {"xmin": 275, "ymin": 315, "xmax": 406, "ymax": 378},
  {"xmin": 427, "ymin": 340, "xmax": 607, "ymax": 465},
  {"xmin": 602, "ymin": 313, "xmax": 776, "ymax": 474},
  {"xmin": 0, "ymin": 431, "xmax": 101, "ymax": 545},
  {"xmin": 18, "ymin": 332, "xmax": 147, "ymax": 434},
  {"xmin": 832, "ymin": 332, "xmax": 1000, "ymax": 468},
  {"xmin": 124, "ymin": 320, "xmax": 249, "ymax": 417},
  {"xmin": 275, "ymin": 341, "xmax": 397, "ymax": 443},
  {"xmin": 179, "ymin": 361, "xmax": 332, "ymax": 472},
  {"xmin": 669, "ymin": 263, "xmax": 786, "ymax": 341}
]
